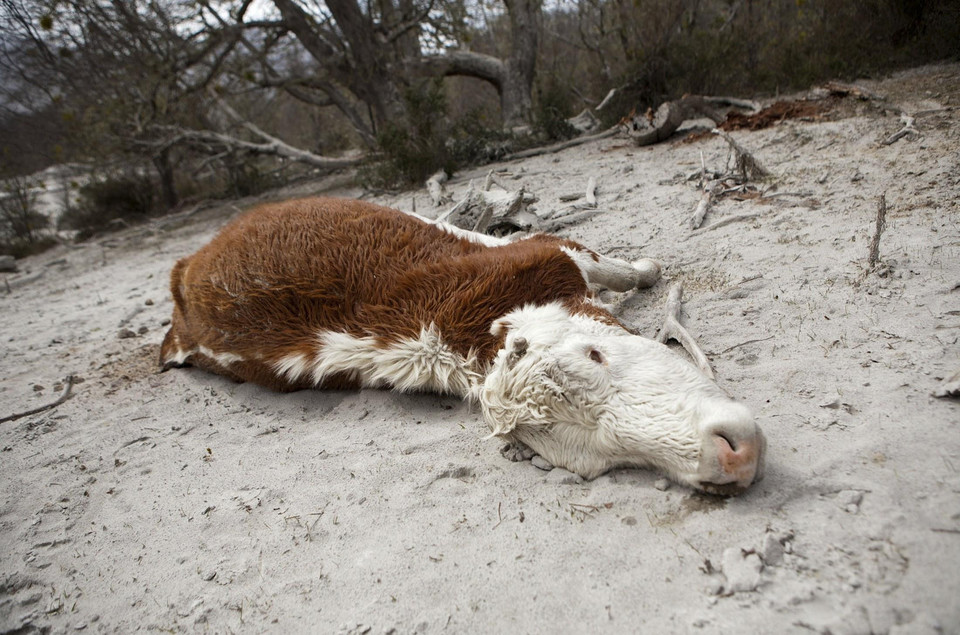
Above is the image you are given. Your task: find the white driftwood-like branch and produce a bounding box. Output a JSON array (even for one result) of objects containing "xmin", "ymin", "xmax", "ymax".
[
  {"xmin": 881, "ymin": 114, "xmax": 919, "ymax": 145},
  {"xmin": 656, "ymin": 285, "xmax": 715, "ymax": 379},
  {"xmin": 168, "ymin": 90, "xmax": 364, "ymax": 170},
  {"xmin": 167, "ymin": 127, "xmax": 362, "ymax": 169},
  {"xmin": 426, "ymin": 170, "xmax": 451, "ymax": 206},
  {"xmin": 438, "ymin": 182, "xmax": 538, "ymax": 234},
  {"xmin": 691, "ymin": 179, "xmax": 717, "ymax": 230}
]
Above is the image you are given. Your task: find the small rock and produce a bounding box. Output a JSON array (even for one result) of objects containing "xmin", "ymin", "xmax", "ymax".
[
  {"xmin": 654, "ymin": 478, "xmax": 671, "ymax": 491},
  {"xmin": 621, "ymin": 516, "xmax": 637, "ymax": 526},
  {"xmin": 760, "ymin": 533, "xmax": 784, "ymax": 566},
  {"xmin": 117, "ymin": 328, "xmax": 136, "ymax": 339},
  {"xmin": 837, "ymin": 490, "xmax": 863, "ymax": 509},
  {"xmin": 721, "ymin": 547, "xmax": 763, "ymax": 593},
  {"xmin": 531, "ymin": 455, "xmax": 554, "ymax": 471},
  {"xmin": 546, "ymin": 468, "xmax": 583, "ymax": 485},
  {"xmin": 0, "ymin": 254, "xmax": 16, "ymax": 272},
  {"xmin": 703, "ymin": 578, "xmax": 724, "ymax": 596},
  {"xmin": 144, "ymin": 298, "xmax": 154, "ymax": 306},
  {"xmin": 202, "ymin": 570, "xmax": 216, "ymax": 581},
  {"xmin": 137, "ymin": 326, "xmax": 148, "ymax": 335},
  {"xmin": 32, "ymin": 384, "xmax": 44, "ymax": 392},
  {"xmin": 161, "ymin": 318, "xmax": 171, "ymax": 327}
]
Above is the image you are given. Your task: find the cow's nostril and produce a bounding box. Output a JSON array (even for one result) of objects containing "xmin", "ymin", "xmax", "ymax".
[{"xmin": 716, "ymin": 432, "xmax": 737, "ymax": 452}]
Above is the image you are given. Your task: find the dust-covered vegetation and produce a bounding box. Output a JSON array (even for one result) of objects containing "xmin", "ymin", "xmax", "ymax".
[{"xmin": 0, "ymin": 0, "xmax": 956, "ymax": 239}]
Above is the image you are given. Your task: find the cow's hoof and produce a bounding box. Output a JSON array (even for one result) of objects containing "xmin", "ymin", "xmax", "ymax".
[{"xmin": 500, "ymin": 441, "xmax": 536, "ymax": 463}]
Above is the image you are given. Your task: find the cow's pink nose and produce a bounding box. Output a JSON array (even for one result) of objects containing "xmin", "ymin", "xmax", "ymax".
[{"xmin": 697, "ymin": 414, "xmax": 766, "ymax": 495}]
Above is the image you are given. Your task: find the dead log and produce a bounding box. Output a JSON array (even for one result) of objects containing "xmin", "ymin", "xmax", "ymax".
[{"xmin": 624, "ymin": 96, "xmax": 727, "ymax": 146}]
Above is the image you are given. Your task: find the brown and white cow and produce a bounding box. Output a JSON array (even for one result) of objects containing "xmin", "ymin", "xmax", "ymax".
[{"xmin": 160, "ymin": 197, "xmax": 765, "ymax": 494}]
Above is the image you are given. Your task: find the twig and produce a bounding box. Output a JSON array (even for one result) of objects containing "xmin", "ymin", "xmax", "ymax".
[
  {"xmin": 712, "ymin": 129, "xmax": 769, "ymax": 180},
  {"xmin": 689, "ymin": 212, "xmax": 762, "ymax": 236},
  {"xmin": 691, "ymin": 180, "xmax": 717, "ymax": 230},
  {"xmin": 656, "ymin": 285, "xmax": 714, "ymax": 379},
  {"xmin": 1, "ymin": 376, "xmax": 75, "ymax": 424},
  {"xmin": 718, "ymin": 336, "xmax": 775, "ymax": 355},
  {"xmin": 867, "ymin": 194, "xmax": 887, "ymax": 270},
  {"xmin": 502, "ymin": 127, "xmax": 619, "ymax": 162},
  {"xmin": 881, "ymin": 114, "xmax": 919, "ymax": 145}
]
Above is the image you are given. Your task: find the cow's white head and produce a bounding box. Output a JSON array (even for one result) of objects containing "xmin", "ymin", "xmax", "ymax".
[{"xmin": 480, "ymin": 303, "xmax": 765, "ymax": 495}]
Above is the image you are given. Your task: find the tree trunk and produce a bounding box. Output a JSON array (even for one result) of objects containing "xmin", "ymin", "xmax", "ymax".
[
  {"xmin": 153, "ymin": 147, "xmax": 178, "ymax": 209},
  {"xmin": 502, "ymin": 0, "xmax": 540, "ymax": 129}
]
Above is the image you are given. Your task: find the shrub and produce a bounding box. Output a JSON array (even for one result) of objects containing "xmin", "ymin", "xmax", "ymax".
[
  {"xmin": 59, "ymin": 173, "xmax": 158, "ymax": 239},
  {"xmin": 533, "ymin": 80, "xmax": 577, "ymax": 142},
  {"xmin": 0, "ymin": 176, "xmax": 54, "ymax": 257}
]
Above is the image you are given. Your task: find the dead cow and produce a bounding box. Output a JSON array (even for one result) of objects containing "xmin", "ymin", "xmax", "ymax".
[{"xmin": 160, "ymin": 197, "xmax": 765, "ymax": 494}]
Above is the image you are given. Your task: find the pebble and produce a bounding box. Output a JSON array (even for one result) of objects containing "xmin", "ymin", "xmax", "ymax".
[
  {"xmin": 837, "ymin": 489, "xmax": 863, "ymax": 513},
  {"xmin": 721, "ymin": 547, "xmax": 763, "ymax": 593},
  {"xmin": 117, "ymin": 328, "xmax": 136, "ymax": 339},
  {"xmin": 759, "ymin": 533, "xmax": 784, "ymax": 566},
  {"xmin": 202, "ymin": 570, "xmax": 216, "ymax": 581},
  {"xmin": 531, "ymin": 455, "xmax": 554, "ymax": 471},
  {"xmin": 137, "ymin": 326, "xmax": 148, "ymax": 335},
  {"xmin": 144, "ymin": 298, "xmax": 154, "ymax": 306},
  {"xmin": 654, "ymin": 478, "xmax": 671, "ymax": 491}
]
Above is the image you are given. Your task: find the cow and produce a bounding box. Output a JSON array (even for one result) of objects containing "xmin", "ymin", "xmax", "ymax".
[{"xmin": 160, "ymin": 197, "xmax": 765, "ymax": 494}]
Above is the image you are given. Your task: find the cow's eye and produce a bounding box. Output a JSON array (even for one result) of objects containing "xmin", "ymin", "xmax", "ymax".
[{"xmin": 588, "ymin": 348, "xmax": 605, "ymax": 365}]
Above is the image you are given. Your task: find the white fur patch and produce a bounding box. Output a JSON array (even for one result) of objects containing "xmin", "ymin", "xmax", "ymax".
[
  {"xmin": 198, "ymin": 345, "xmax": 245, "ymax": 366},
  {"xmin": 272, "ymin": 351, "xmax": 312, "ymax": 383},
  {"xmin": 298, "ymin": 327, "xmax": 480, "ymax": 396},
  {"xmin": 407, "ymin": 212, "xmax": 511, "ymax": 248}
]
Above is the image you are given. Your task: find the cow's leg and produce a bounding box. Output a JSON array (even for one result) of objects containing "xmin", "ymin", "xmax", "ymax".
[
  {"xmin": 656, "ymin": 284, "xmax": 715, "ymax": 379},
  {"xmin": 560, "ymin": 246, "xmax": 661, "ymax": 291}
]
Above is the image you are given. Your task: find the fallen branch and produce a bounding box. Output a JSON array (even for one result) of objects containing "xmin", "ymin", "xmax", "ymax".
[
  {"xmin": 881, "ymin": 114, "xmax": 919, "ymax": 145},
  {"xmin": 502, "ymin": 127, "xmax": 619, "ymax": 162},
  {"xmin": 438, "ymin": 182, "xmax": 537, "ymax": 234},
  {"xmin": 689, "ymin": 212, "xmax": 762, "ymax": 236},
  {"xmin": 656, "ymin": 285, "xmax": 714, "ymax": 379},
  {"xmin": 867, "ymin": 193, "xmax": 888, "ymax": 270},
  {"xmin": 1, "ymin": 376, "xmax": 75, "ymax": 424},
  {"xmin": 691, "ymin": 179, "xmax": 717, "ymax": 230}
]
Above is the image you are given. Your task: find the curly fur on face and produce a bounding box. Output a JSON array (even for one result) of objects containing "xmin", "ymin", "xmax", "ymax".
[{"xmin": 480, "ymin": 303, "xmax": 739, "ymax": 483}]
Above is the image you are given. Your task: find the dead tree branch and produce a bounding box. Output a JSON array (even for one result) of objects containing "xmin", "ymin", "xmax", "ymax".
[
  {"xmin": 867, "ymin": 193, "xmax": 888, "ymax": 270},
  {"xmin": 1, "ymin": 376, "xmax": 75, "ymax": 424},
  {"xmin": 502, "ymin": 127, "xmax": 619, "ymax": 162}
]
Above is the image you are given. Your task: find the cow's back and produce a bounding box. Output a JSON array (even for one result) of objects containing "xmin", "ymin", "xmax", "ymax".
[{"xmin": 160, "ymin": 197, "xmax": 592, "ymax": 391}]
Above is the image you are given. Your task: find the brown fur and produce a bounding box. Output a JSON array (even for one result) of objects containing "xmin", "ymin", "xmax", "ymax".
[{"xmin": 160, "ymin": 197, "xmax": 624, "ymax": 391}]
